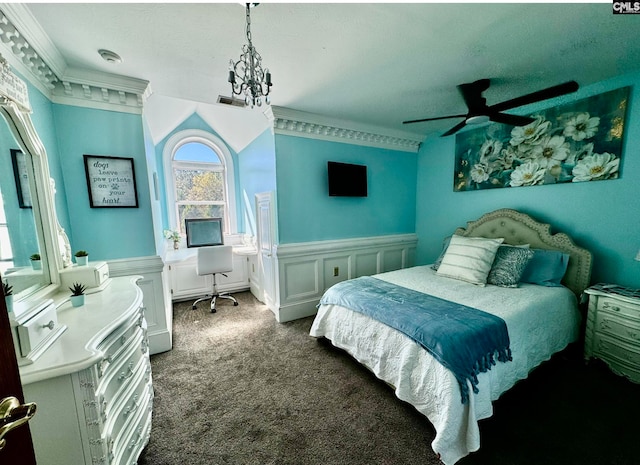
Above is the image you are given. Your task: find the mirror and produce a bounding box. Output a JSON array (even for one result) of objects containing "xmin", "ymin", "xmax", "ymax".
[
  {"xmin": 0, "ymin": 129, "xmax": 48, "ymax": 296},
  {"xmin": 1, "ymin": 55, "xmax": 71, "ymax": 306}
]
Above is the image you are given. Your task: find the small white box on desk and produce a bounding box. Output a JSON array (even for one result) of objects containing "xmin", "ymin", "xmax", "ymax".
[{"xmin": 59, "ymin": 261, "xmax": 110, "ymax": 291}]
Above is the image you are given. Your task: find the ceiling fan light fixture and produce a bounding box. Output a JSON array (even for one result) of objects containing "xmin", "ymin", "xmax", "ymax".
[
  {"xmin": 98, "ymin": 49, "xmax": 122, "ymax": 64},
  {"xmin": 466, "ymin": 115, "xmax": 490, "ymax": 125}
]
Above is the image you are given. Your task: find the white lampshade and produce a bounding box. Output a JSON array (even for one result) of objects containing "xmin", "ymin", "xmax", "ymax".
[{"xmin": 636, "ymin": 249, "xmax": 640, "ymax": 261}]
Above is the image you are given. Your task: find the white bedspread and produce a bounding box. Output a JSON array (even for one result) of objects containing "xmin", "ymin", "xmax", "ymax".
[{"xmin": 309, "ymin": 265, "xmax": 580, "ymax": 464}]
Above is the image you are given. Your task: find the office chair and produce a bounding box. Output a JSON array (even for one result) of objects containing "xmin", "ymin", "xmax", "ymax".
[{"xmin": 192, "ymin": 245, "xmax": 238, "ymax": 313}]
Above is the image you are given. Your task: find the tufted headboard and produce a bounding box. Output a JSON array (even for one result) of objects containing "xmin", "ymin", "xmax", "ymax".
[{"xmin": 454, "ymin": 209, "xmax": 593, "ymax": 297}]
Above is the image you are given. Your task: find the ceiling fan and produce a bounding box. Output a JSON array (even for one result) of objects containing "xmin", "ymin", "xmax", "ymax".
[{"xmin": 403, "ymin": 79, "xmax": 579, "ymax": 137}]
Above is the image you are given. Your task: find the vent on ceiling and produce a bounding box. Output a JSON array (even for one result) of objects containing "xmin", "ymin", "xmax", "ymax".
[{"xmin": 217, "ymin": 95, "xmax": 246, "ymax": 108}]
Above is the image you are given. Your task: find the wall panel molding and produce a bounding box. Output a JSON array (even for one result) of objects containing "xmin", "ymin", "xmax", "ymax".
[
  {"xmin": 108, "ymin": 255, "xmax": 172, "ymax": 354},
  {"xmin": 272, "ymin": 234, "xmax": 417, "ymax": 322}
]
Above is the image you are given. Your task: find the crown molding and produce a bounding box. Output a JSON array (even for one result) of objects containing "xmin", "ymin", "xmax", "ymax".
[
  {"xmin": 271, "ymin": 106, "xmax": 423, "ymax": 153},
  {"xmin": 0, "ymin": 5, "xmax": 149, "ymax": 114}
]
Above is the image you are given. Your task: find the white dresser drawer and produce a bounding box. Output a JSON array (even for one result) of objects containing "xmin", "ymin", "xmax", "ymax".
[
  {"xmin": 112, "ymin": 385, "xmax": 153, "ymax": 465},
  {"xmin": 597, "ymin": 295, "xmax": 640, "ymax": 321},
  {"xmin": 16, "ymin": 301, "xmax": 61, "ymax": 357},
  {"xmin": 60, "ymin": 261, "xmax": 110, "ymax": 290},
  {"xmin": 595, "ymin": 311, "xmax": 640, "ymax": 346},
  {"xmin": 104, "ymin": 371, "xmax": 153, "ymax": 460},
  {"xmin": 593, "ymin": 332, "xmax": 640, "ymax": 368},
  {"xmin": 97, "ymin": 309, "xmax": 144, "ymax": 378},
  {"xmin": 98, "ymin": 330, "xmax": 146, "ymax": 417}
]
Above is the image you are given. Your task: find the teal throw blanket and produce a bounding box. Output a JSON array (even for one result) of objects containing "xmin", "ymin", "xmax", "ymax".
[{"xmin": 319, "ymin": 276, "xmax": 512, "ymax": 403}]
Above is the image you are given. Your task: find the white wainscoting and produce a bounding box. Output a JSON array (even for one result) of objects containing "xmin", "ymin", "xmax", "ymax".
[
  {"xmin": 107, "ymin": 255, "xmax": 172, "ymax": 354},
  {"xmin": 272, "ymin": 234, "xmax": 418, "ymax": 322}
]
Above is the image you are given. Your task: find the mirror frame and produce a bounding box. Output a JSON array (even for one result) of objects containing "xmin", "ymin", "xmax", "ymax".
[{"xmin": 1, "ymin": 59, "xmax": 72, "ymax": 305}]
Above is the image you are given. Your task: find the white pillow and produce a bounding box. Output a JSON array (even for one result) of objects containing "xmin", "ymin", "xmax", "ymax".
[{"xmin": 436, "ymin": 235, "xmax": 504, "ymax": 286}]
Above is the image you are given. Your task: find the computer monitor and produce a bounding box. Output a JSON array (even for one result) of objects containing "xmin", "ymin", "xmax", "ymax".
[{"xmin": 185, "ymin": 217, "xmax": 223, "ymax": 248}]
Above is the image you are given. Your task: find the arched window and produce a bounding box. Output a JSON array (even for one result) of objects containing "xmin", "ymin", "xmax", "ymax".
[{"xmin": 163, "ymin": 130, "xmax": 236, "ymax": 235}]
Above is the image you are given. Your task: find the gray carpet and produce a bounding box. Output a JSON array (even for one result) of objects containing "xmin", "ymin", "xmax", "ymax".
[{"xmin": 139, "ymin": 291, "xmax": 640, "ymax": 465}]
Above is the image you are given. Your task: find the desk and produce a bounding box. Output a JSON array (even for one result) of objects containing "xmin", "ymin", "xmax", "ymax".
[{"xmin": 164, "ymin": 245, "xmax": 258, "ymax": 302}]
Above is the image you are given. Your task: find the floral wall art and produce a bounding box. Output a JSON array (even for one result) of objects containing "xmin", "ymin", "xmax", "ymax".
[{"xmin": 453, "ymin": 86, "xmax": 630, "ymax": 192}]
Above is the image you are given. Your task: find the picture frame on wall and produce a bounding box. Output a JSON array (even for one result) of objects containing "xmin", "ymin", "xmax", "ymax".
[
  {"xmin": 11, "ymin": 149, "xmax": 32, "ymax": 208},
  {"xmin": 453, "ymin": 86, "xmax": 630, "ymax": 192},
  {"xmin": 83, "ymin": 154, "xmax": 139, "ymax": 208}
]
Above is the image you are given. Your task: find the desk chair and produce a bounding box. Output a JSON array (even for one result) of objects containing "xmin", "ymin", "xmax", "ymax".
[{"xmin": 192, "ymin": 245, "xmax": 238, "ymax": 313}]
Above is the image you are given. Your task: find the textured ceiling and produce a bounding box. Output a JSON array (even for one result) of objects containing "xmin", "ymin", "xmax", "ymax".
[{"xmin": 22, "ymin": 2, "xmax": 640, "ymax": 139}]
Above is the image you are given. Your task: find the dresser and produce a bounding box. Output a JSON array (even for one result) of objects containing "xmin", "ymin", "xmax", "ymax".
[
  {"xmin": 19, "ymin": 276, "xmax": 153, "ymax": 465},
  {"xmin": 584, "ymin": 283, "xmax": 640, "ymax": 383}
]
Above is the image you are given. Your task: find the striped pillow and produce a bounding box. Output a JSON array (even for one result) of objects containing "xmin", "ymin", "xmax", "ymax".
[{"xmin": 436, "ymin": 235, "xmax": 504, "ymax": 286}]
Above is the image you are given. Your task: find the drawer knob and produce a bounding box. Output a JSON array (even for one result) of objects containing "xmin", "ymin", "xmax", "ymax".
[
  {"xmin": 604, "ymin": 303, "xmax": 621, "ymax": 312},
  {"xmin": 42, "ymin": 320, "xmax": 55, "ymax": 330},
  {"xmin": 123, "ymin": 395, "xmax": 140, "ymax": 417},
  {"xmin": 118, "ymin": 362, "xmax": 135, "ymax": 382}
]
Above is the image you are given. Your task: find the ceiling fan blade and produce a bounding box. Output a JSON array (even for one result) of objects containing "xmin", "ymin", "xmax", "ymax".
[
  {"xmin": 403, "ymin": 114, "xmax": 467, "ymax": 124},
  {"xmin": 440, "ymin": 120, "xmax": 468, "ymax": 137},
  {"xmin": 488, "ymin": 112, "xmax": 535, "ymax": 126},
  {"xmin": 490, "ymin": 81, "xmax": 579, "ymax": 113},
  {"xmin": 458, "ymin": 79, "xmax": 490, "ymax": 111}
]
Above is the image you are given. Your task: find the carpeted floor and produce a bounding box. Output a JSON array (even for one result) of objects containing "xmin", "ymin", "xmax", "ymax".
[{"xmin": 139, "ymin": 291, "xmax": 640, "ymax": 465}]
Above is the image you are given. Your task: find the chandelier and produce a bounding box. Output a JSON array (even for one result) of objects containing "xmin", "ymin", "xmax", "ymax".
[{"xmin": 228, "ymin": 3, "xmax": 272, "ymax": 108}]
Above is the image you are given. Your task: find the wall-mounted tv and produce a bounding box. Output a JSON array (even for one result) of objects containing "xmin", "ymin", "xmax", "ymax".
[
  {"xmin": 327, "ymin": 161, "xmax": 367, "ymax": 197},
  {"xmin": 185, "ymin": 217, "xmax": 224, "ymax": 248}
]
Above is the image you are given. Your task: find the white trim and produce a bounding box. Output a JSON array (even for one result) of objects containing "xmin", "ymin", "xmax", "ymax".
[
  {"xmin": 162, "ymin": 129, "xmax": 237, "ymax": 234},
  {"xmin": 272, "ymin": 106, "xmax": 423, "ymax": 153},
  {"xmin": 272, "ymin": 233, "xmax": 418, "ymax": 323},
  {"xmin": 0, "ymin": 5, "xmax": 149, "ymax": 113},
  {"xmin": 107, "ymin": 256, "xmax": 172, "ymax": 354},
  {"xmin": 276, "ymin": 233, "xmax": 418, "ymax": 258}
]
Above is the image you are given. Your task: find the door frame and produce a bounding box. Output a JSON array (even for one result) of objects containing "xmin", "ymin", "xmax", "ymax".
[{"xmin": 1, "ymin": 273, "xmax": 37, "ymax": 464}]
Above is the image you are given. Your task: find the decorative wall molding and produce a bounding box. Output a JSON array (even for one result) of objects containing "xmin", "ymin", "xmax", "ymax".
[
  {"xmin": 108, "ymin": 255, "xmax": 172, "ymax": 354},
  {"xmin": 272, "ymin": 233, "xmax": 418, "ymax": 322},
  {"xmin": 0, "ymin": 5, "xmax": 149, "ymax": 114},
  {"xmin": 272, "ymin": 106, "xmax": 423, "ymax": 153}
]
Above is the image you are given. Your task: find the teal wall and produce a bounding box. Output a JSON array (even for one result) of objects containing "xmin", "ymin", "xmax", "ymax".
[
  {"xmin": 274, "ymin": 135, "xmax": 417, "ymax": 244},
  {"xmin": 52, "ymin": 105, "xmax": 155, "ymax": 260},
  {"xmin": 237, "ymin": 128, "xmax": 276, "ymax": 237},
  {"xmin": 415, "ymin": 71, "xmax": 640, "ymax": 288}
]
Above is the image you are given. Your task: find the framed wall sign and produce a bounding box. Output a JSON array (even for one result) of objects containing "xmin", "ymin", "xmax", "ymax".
[
  {"xmin": 83, "ymin": 155, "xmax": 139, "ymax": 208},
  {"xmin": 11, "ymin": 149, "xmax": 31, "ymax": 208}
]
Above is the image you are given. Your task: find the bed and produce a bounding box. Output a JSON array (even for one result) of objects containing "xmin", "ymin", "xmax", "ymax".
[{"xmin": 309, "ymin": 208, "xmax": 592, "ymax": 464}]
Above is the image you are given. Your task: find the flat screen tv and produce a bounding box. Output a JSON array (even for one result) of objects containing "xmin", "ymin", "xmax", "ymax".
[
  {"xmin": 327, "ymin": 161, "xmax": 367, "ymax": 197},
  {"xmin": 185, "ymin": 217, "xmax": 224, "ymax": 248}
]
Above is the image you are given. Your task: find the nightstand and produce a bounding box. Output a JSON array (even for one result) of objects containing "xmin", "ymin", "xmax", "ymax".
[{"xmin": 584, "ymin": 283, "xmax": 640, "ymax": 383}]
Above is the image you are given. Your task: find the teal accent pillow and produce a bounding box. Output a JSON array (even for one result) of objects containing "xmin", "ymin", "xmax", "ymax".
[
  {"xmin": 487, "ymin": 246, "xmax": 535, "ymax": 288},
  {"xmin": 520, "ymin": 249, "xmax": 570, "ymax": 287}
]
